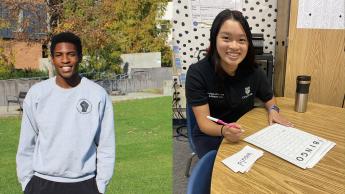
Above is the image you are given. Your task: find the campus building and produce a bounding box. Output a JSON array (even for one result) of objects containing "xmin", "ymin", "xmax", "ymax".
[{"xmin": 0, "ymin": 1, "xmax": 48, "ymax": 70}]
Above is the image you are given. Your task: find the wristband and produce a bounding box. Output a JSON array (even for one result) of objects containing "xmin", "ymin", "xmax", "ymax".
[
  {"xmin": 220, "ymin": 125, "xmax": 225, "ymax": 137},
  {"xmin": 269, "ymin": 104, "xmax": 280, "ymax": 113}
]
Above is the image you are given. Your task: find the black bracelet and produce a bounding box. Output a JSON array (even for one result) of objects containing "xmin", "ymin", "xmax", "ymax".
[{"xmin": 220, "ymin": 125, "xmax": 225, "ymax": 137}]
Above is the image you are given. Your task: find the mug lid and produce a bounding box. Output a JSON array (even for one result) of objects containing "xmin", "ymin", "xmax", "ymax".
[{"xmin": 297, "ymin": 75, "xmax": 311, "ymax": 81}]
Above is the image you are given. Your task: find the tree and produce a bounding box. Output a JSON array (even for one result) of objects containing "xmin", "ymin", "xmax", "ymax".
[
  {"xmin": 54, "ymin": 0, "xmax": 172, "ymax": 75},
  {"xmin": 1, "ymin": 0, "xmax": 172, "ymax": 78},
  {"xmin": 0, "ymin": 40, "xmax": 14, "ymax": 77},
  {"xmin": 0, "ymin": 4, "xmax": 14, "ymax": 76},
  {"xmin": 110, "ymin": 0, "xmax": 172, "ymax": 67}
]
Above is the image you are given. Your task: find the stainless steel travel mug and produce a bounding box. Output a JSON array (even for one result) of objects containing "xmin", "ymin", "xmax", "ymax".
[{"xmin": 295, "ymin": 75, "xmax": 311, "ymax": 112}]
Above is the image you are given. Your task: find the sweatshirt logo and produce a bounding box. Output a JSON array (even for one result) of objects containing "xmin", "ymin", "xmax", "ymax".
[{"xmin": 77, "ymin": 99, "xmax": 92, "ymax": 114}]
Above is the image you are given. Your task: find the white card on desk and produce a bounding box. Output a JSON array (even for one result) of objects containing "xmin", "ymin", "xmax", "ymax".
[
  {"xmin": 222, "ymin": 145, "xmax": 264, "ymax": 173},
  {"xmin": 244, "ymin": 124, "xmax": 336, "ymax": 169}
]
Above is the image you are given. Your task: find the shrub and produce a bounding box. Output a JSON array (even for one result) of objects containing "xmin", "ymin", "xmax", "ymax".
[{"xmin": 0, "ymin": 67, "xmax": 48, "ymax": 80}]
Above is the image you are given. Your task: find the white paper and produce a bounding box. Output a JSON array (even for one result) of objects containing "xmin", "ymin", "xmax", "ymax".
[
  {"xmin": 189, "ymin": 0, "xmax": 242, "ymax": 27},
  {"xmin": 297, "ymin": 0, "xmax": 345, "ymax": 29},
  {"xmin": 222, "ymin": 145, "xmax": 263, "ymax": 173},
  {"xmin": 307, "ymin": 141, "xmax": 336, "ymax": 168},
  {"xmin": 244, "ymin": 124, "xmax": 336, "ymax": 169}
]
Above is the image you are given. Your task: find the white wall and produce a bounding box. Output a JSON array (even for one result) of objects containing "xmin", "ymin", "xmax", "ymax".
[{"xmin": 120, "ymin": 52, "xmax": 162, "ymax": 76}]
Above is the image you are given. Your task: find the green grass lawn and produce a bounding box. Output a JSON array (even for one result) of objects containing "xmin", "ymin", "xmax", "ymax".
[{"xmin": 0, "ymin": 96, "xmax": 172, "ymax": 194}]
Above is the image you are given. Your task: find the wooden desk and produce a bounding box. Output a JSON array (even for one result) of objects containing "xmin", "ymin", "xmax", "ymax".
[{"xmin": 211, "ymin": 97, "xmax": 345, "ymax": 193}]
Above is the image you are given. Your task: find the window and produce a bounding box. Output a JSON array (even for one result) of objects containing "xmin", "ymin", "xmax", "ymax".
[{"xmin": 0, "ymin": 2, "xmax": 47, "ymax": 39}]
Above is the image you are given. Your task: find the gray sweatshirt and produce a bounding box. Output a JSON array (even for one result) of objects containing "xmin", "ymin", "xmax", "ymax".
[{"xmin": 16, "ymin": 77, "xmax": 115, "ymax": 194}]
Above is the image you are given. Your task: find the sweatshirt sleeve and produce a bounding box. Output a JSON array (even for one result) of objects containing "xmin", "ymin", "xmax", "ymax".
[
  {"xmin": 16, "ymin": 94, "xmax": 39, "ymax": 191},
  {"xmin": 95, "ymin": 95, "xmax": 115, "ymax": 194}
]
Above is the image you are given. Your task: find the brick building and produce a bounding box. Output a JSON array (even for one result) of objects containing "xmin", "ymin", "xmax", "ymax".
[{"xmin": 0, "ymin": 1, "xmax": 48, "ymax": 70}]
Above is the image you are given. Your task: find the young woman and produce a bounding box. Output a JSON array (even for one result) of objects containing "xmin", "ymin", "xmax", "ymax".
[{"xmin": 186, "ymin": 9, "xmax": 292, "ymax": 157}]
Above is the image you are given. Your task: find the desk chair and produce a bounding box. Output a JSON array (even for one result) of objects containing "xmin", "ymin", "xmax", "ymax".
[
  {"xmin": 185, "ymin": 104, "xmax": 197, "ymax": 177},
  {"xmin": 6, "ymin": 91, "xmax": 27, "ymax": 112},
  {"xmin": 185, "ymin": 104, "xmax": 222, "ymax": 177},
  {"xmin": 255, "ymin": 53, "xmax": 273, "ymax": 87},
  {"xmin": 187, "ymin": 150, "xmax": 217, "ymax": 194}
]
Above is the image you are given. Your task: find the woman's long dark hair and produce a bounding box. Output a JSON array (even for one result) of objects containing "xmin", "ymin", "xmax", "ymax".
[{"xmin": 206, "ymin": 9, "xmax": 256, "ymax": 77}]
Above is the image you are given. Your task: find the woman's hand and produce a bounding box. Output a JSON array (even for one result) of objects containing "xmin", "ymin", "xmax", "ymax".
[
  {"xmin": 265, "ymin": 98, "xmax": 293, "ymax": 127},
  {"xmin": 222, "ymin": 123, "xmax": 243, "ymax": 142},
  {"xmin": 268, "ymin": 110, "xmax": 293, "ymax": 127}
]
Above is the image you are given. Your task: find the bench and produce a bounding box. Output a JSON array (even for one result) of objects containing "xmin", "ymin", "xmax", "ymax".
[{"xmin": 6, "ymin": 91, "xmax": 27, "ymax": 112}]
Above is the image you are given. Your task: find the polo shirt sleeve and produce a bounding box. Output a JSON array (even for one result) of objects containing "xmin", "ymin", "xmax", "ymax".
[
  {"xmin": 185, "ymin": 64, "xmax": 209, "ymax": 106},
  {"xmin": 256, "ymin": 68, "xmax": 274, "ymax": 102}
]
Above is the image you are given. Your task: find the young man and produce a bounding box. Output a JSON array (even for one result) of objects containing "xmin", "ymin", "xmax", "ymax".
[{"xmin": 16, "ymin": 32, "xmax": 115, "ymax": 194}]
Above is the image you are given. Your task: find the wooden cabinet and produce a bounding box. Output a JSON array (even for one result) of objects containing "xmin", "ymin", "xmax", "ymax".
[{"xmin": 274, "ymin": 0, "xmax": 345, "ymax": 107}]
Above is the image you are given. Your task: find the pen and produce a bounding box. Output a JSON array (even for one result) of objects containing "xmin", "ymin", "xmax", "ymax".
[{"xmin": 206, "ymin": 116, "xmax": 243, "ymax": 130}]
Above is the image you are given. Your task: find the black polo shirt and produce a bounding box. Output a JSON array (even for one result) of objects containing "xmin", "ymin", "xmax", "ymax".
[{"xmin": 186, "ymin": 58, "xmax": 273, "ymax": 125}]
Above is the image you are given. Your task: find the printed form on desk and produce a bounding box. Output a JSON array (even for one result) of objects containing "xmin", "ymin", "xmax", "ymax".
[{"xmin": 244, "ymin": 124, "xmax": 336, "ymax": 169}]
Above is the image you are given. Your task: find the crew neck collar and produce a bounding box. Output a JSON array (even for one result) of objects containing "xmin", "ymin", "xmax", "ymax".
[{"xmin": 53, "ymin": 76, "xmax": 84, "ymax": 91}]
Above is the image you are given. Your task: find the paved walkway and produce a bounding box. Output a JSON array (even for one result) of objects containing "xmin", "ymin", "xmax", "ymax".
[
  {"xmin": 110, "ymin": 92, "xmax": 167, "ymax": 102},
  {"xmin": 0, "ymin": 92, "xmax": 169, "ymax": 117},
  {"xmin": 0, "ymin": 105, "xmax": 22, "ymax": 117}
]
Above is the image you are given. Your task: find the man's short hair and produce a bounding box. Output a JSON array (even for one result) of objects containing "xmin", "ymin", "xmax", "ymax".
[{"xmin": 50, "ymin": 32, "xmax": 82, "ymax": 59}]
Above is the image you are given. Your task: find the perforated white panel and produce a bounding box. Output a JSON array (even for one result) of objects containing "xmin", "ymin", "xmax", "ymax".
[{"xmin": 172, "ymin": 0, "xmax": 277, "ymax": 75}]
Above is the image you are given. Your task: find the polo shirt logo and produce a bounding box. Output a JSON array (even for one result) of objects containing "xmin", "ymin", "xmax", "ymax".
[
  {"xmin": 245, "ymin": 86, "xmax": 250, "ymax": 95},
  {"xmin": 242, "ymin": 86, "xmax": 253, "ymax": 99},
  {"xmin": 77, "ymin": 99, "xmax": 92, "ymax": 114}
]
